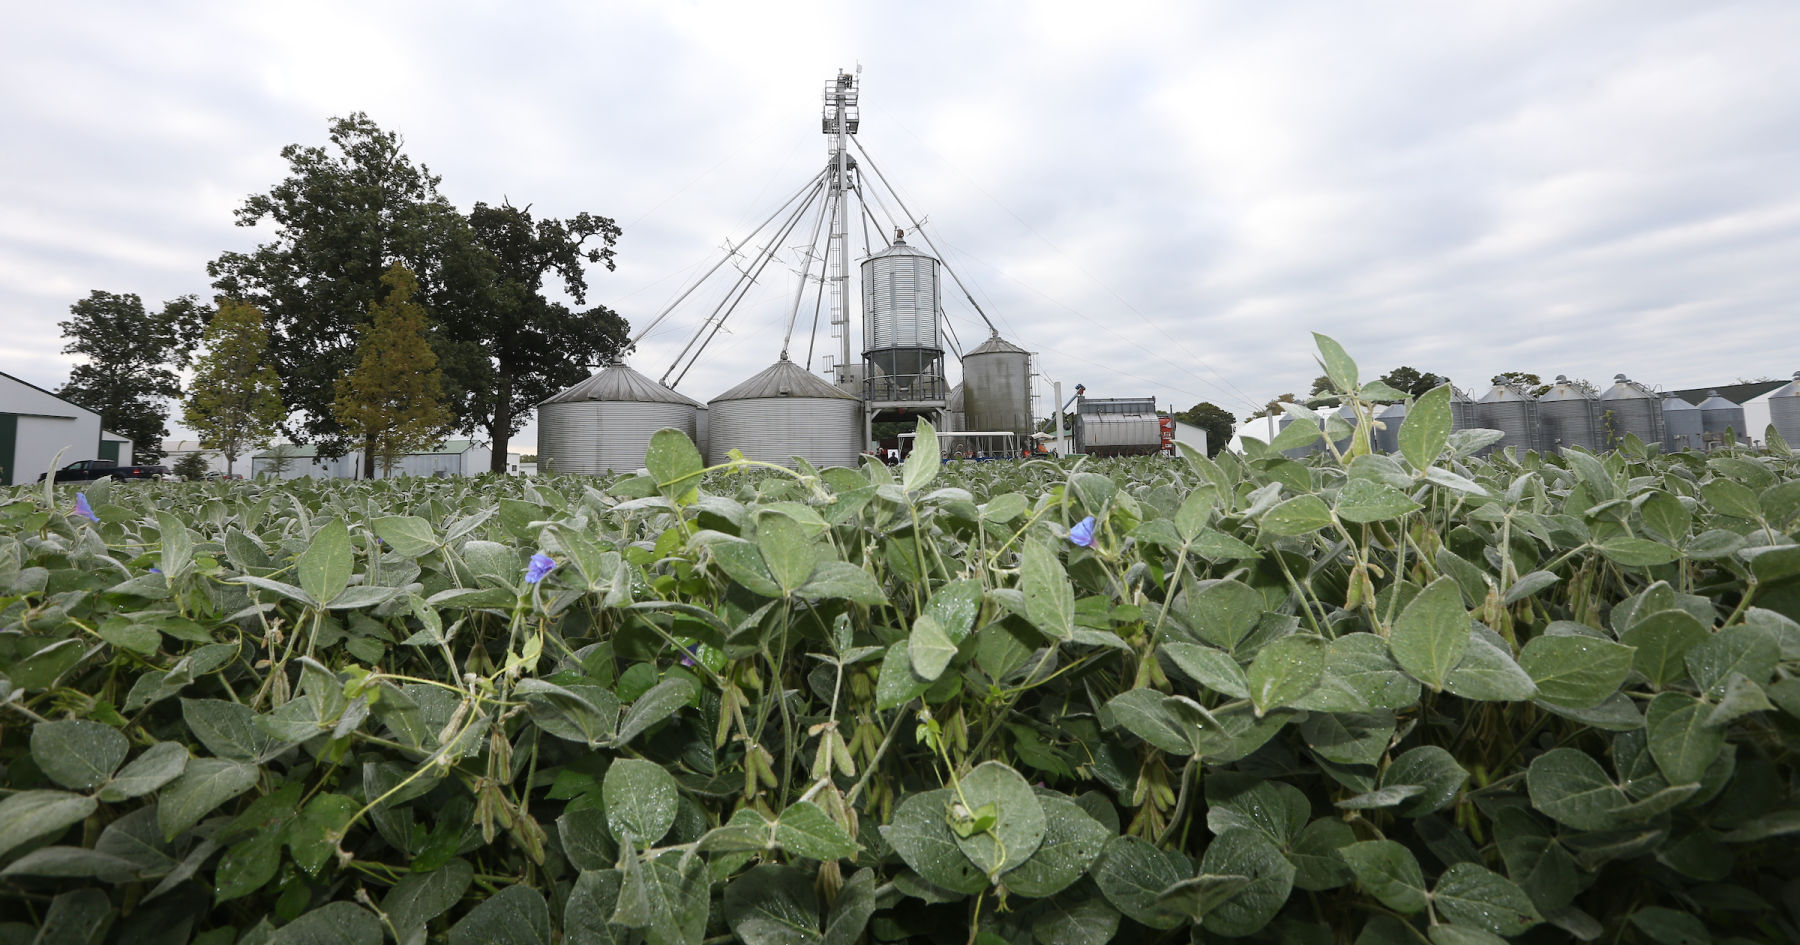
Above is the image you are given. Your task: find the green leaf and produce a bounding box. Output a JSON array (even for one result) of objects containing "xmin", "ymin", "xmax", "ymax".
[
  {"xmin": 382, "ymin": 859, "xmax": 473, "ymax": 944},
  {"xmin": 1261, "ymin": 494, "xmax": 1334, "ymax": 536},
  {"xmin": 1103, "ymin": 688, "xmax": 1194, "ymax": 755},
  {"xmin": 1200, "ymin": 828, "xmax": 1297, "ymax": 937},
  {"xmin": 374, "ymin": 515, "xmax": 440, "ymax": 557},
  {"xmin": 1030, "ymin": 895, "xmax": 1120, "ymax": 945},
  {"xmin": 1596, "ymin": 537, "xmax": 1680, "ymax": 567},
  {"xmin": 1400, "ymin": 385, "xmax": 1453, "ymax": 470},
  {"xmin": 1247, "ymin": 634, "xmax": 1326, "ymax": 715},
  {"xmin": 1389, "ymin": 577, "xmax": 1469, "ymax": 690},
  {"xmin": 879, "ymin": 789, "xmax": 987, "ymax": 894},
  {"xmin": 705, "ymin": 536, "xmax": 782, "ymax": 597},
  {"xmin": 1161, "ymin": 642, "xmax": 1249, "ymax": 699},
  {"xmin": 1493, "ymin": 807, "xmax": 1578, "ymax": 913},
  {"xmin": 774, "ymin": 800, "xmax": 856, "ymax": 861},
  {"xmin": 1442, "ymin": 632, "xmax": 1536, "ymax": 702},
  {"xmin": 1520, "ymin": 635, "xmax": 1636, "ymax": 708},
  {"xmin": 603, "ymin": 758, "xmax": 678, "ymax": 848},
  {"xmin": 1702, "ymin": 477, "xmax": 1762, "ymax": 520},
  {"xmin": 1204, "ymin": 774, "xmax": 1309, "ymax": 846},
  {"xmin": 287, "ymin": 793, "xmax": 358, "ymax": 874},
  {"xmin": 1432, "ymin": 863, "xmax": 1541, "ymax": 937},
  {"xmin": 874, "ymin": 643, "xmax": 932, "ymax": 710},
  {"xmin": 156, "ymin": 509, "xmax": 195, "ymax": 582},
  {"xmin": 1502, "ymin": 570, "xmax": 1560, "ymax": 605},
  {"xmin": 159, "ymin": 758, "xmax": 258, "ymax": 840},
  {"xmin": 1335, "ymin": 479, "xmax": 1422, "ymax": 523},
  {"xmin": 559, "ymin": 808, "xmax": 620, "ymax": 870},
  {"xmin": 182, "ymin": 698, "xmax": 275, "ymax": 761},
  {"xmin": 645, "ymin": 428, "xmax": 703, "ymax": 495},
  {"xmin": 1335, "ymin": 785, "xmax": 1426, "ymax": 810},
  {"xmin": 908, "ymin": 614, "xmax": 958, "ymax": 682},
  {"xmin": 902, "ymin": 418, "xmax": 941, "ymax": 493},
  {"xmin": 1329, "ymin": 634, "xmax": 1421, "ymax": 710},
  {"xmin": 1156, "ymin": 875, "xmax": 1252, "ymax": 921},
  {"xmin": 953, "ymin": 762, "xmax": 1047, "ymax": 877},
  {"xmin": 1640, "ymin": 491, "xmax": 1692, "ymax": 543},
  {"xmin": 756, "ymin": 512, "xmax": 817, "ymax": 595},
  {"xmin": 1022, "ymin": 538, "xmax": 1076, "ymax": 640},
  {"xmin": 1290, "ymin": 818, "xmax": 1356, "ymax": 891},
  {"xmin": 724, "ymin": 865, "xmax": 820, "ymax": 945},
  {"xmin": 0, "ymin": 790, "xmax": 97, "ymax": 858},
  {"xmin": 1527, "ymin": 749, "xmax": 1627, "ymax": 830},
  {"xmin": 518, "ymin": 679, "xmax": 619, "ymax": 748},
  {"xmin": 1312, "ymin": 332, "xmax": 1359, "ymax": 393},
  {"xmin": 822, "ymin": 869, "xmax": 877, "ymax": 945},
  {"xmin": 1686, "ymin": 625, "xmax": 1779, "ymax": 697},
  {"xmin": 1628, "ymin": 907, "xmax": 1710, "ymax": 945},
  {"xmin": 216, "ymin": 831, "xmax": 284, "ymax": 904},
  {"xmin": 1002, "ymin": 794, "xmax": 1111, "ymax": 898},
  {"xmin": 797, "ymin": 561, "xmax": 887, "ymax": 606},
  {"xmin": 31, "ymin": 719, "xmax": 128, "ymax": 791},
  {"xmin": 1645, "ymin": 692, "xmax": 1724, "ymax": 785},
  {"xmin": 616, "ymin": 677, "xmax": 695, "ymax": 746},
  {"xmin": 1091, "ymin": 835, "xmax": 1189, "ymax": 930},
  {"xmin": 565, "ymin": 870, "xmax": 631, "ymax": 945},
  {"xmin": 1181, "ymin": 579, "xmax": 1265, "ymax": 651},
  {"xmin": 269, "ymin": 901, "xmax": 381, "ymax": 945},
  {"xmin": 1429, "ymin": 927, "xmax": 1509, "ymax": 945},
  {"xmin": 449, "ymin": 885, "xmax": 550, "ymax": 945},
  {"xmin": 1381, "ymin": 746, "xmax": 1469, "ymax": 817},
  {"xmin": 298, "ymin": 517, "xmax": 353, "ymax": 606},
  {"xmin": 1338, "ymin": 840, "xmax": 1428, "ymax": 913},
  {"xmin": 612, "ymin": 850, "xmax": 708, "ymax": 945},
  {"xmin": 1620, "ymin": 610, "xmax": 1710, "ymax": 687},
  {"xmin": 31, "ymin": 888, "xmax": 113, "ymax": 945},
  {"xmin": 1299, "ymin": 711, "xmax": 1395, "ymax": 767}
]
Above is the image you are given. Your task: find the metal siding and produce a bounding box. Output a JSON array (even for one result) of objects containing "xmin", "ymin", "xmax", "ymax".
[
  {"xmin": 963, "ymin": 349, "xmax": 1032, "ymax": 436},
  {"xmin": 1771, "ymin": 381, "xmax": 1800, "ymax": 444},
  {"xmin": 1375, "ymin": 403, "xmax": 1407, "ymax": 453},
  {"xmin": 1475, "ymin": 386, "xmax": 1537, "ymax": 456},
  {"xmin": 706, "ymin": 398, "xmax": 862, "ymax": 469},
  {"xmin": 538, "ymin": 401, "xmax": 698, "ymax": 475},
  {"xmin": 1697, "ymin": 394, "xmax": 1747, "ymax": 443},
  {"xmin": 862, "ymin": 253, "xmax": 941, "ymax": 352},
  {"xmin": 1596, "ymin": 379, "xmax": 1664, "ymax": 450},
  {"xmin": 1662, "ymin": 398, "xmax": 1703, "ymax": 452},
  {"xmin": 1536, "ymin": 382, "xmax": 1602, "ymax": 454}
]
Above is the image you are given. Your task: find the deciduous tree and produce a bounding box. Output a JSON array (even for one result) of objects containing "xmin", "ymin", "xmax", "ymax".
[
  {"xmin": 1377, "ymin": 366, "xmax": 1447, "ymax": 399},
  {"xmin": 55, "ymin": 291, "xmax": 207, "ymax": 463},
  {"xmin": 183, "ymin": 299, "xmax": 285, "ymax": 476},
  {"xmin": 333, "ymin": 265, "xmax": 452, "ymax": 478}
]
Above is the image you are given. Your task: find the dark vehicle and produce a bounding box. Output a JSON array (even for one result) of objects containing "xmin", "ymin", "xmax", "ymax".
[{"xmin": 40, "ymin": 459, "xmax": 169, "ymax": 483}]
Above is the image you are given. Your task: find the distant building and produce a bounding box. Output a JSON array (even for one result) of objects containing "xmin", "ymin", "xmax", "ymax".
[
  {"xmin": 162, "ymin": 439, "xmax": 233, "ymax": 477},
  {"xmin": 249, "ymin": 440, "xmax": 495, "ymax": 479},
  {"xmin": 1, "ymin": 371, "xmax": 134, "ymax": 485},
  {"xmin": 1666, "ymin": 381, "xmax": 1789, "ymax": 448}
]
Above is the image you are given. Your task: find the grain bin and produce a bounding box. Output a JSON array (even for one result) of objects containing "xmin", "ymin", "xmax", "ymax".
[
  {"xmin": 1476, "ymin": 377, "xmax": 1538, "ymax": 456},
  {"xmin": 860, "ymin": 235, "xmax": 947, "ymax": 404},
  {"xmin": 1697, "ymin": 390, "xmax": 1747, "ymax": 446},
  {"xmin": 963, "ymin": 333, "xmax": 1033, "ymax": 436},
  {"xmin": 1662, "ymin": 394, "xmax": 1703, "ymax": 452},
  {"xmin": 943, "ymin": 383, "xmax": 966, "ymax": 432},
  {"xmin": 1536, "ymin": 375, "xmax": 1602, "ymax": 454},
  {"xmin": 537, "ymin": 361, "xmax": 703, "ymax": 475},
  {"xmin": 707, "ymin": 358, "xmax": 862, "ymax": 468},
  {"xmin": 1375, "ymin": 402, "xmax": 1408, "ymax": 454},
  {"xmin": 1450, "ymin": 385, "xmax": 1478, "ymax": 431},
  {"xmin": 1596, "ymin": 375, "xmax": 1664, "ymax": 450},
  {"xmin": 1770, "ymin": 371, "xmax": 1800, "ymax": 445}
]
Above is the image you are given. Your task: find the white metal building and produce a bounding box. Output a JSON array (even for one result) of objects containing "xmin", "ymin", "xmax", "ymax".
[
  {"xmin": 250, "ymin": 440, "xmax": 494, "ymax": 479},
  {"xmin": 1, "ymin": 371, "xmax": 127, "ymax": 485}
]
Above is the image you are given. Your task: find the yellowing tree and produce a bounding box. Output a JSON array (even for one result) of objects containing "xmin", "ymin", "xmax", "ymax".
[
  {"xmin": 182, "ymin": 299, "xmax": 285, "ymax": 476},
  {"xmin": 333, "ymin": 265, "xmax": 452, "ymax": 478}
]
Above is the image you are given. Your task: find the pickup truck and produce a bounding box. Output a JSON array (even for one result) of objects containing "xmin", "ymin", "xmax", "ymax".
[{"xmin": 40, "ymin": 459, "xmax": 170, "ymax": 482}]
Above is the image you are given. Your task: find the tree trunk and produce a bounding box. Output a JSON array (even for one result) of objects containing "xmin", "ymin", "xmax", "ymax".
[
  {"xmin": 363, "ymin": 433, "xmax": 376, "ymax": 479},
  {"xmin": 489, "ymin": 380, "xmax": 513, "ymax": 474}
]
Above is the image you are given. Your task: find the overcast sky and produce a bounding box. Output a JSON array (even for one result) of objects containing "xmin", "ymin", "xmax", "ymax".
[{"xmin": 5, "ymin": 0, "xmax": 1797, "ymax": 451}]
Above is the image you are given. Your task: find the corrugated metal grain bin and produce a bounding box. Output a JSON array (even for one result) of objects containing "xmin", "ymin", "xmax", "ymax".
[
  {"xmin": 1596, "ymin": 375, "xmax": 1664, "ymax": 450},
  {"xmin": 1663, "ymin": 395, "xmax": 1703, "ymax": 452},
  {"xmin": 962, "ymin": 334, "xmax": 1033, "ymax": 436},
  {"xmin": 1769, "ymin": 371, "xmax": 1800, "ymax": 445},
  {"xmin": 1476, "ymin": 377, "xmax": 1539, "ymax": 456},
  {"xmin": 1536, "ymin": 375, "xmax": 1602, "ymax": 454},
  {"xmin": 707, "ymin": 359, "xmax": 863, "ymax": 469},
  {"xmin": 1698, "ymin": 390, "xmax": 1747, "ymax": 445},
  {"xmin": 537, "ymin": 362, "xmax": 702, "ymax": 475}
]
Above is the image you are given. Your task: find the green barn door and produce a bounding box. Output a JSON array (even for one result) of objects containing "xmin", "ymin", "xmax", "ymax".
[
  {"xmin": 0, "ymin": 414, "xmax": 15, "ymax": 485},
  {"xmin": 99, "ymin": 438, "xmax": 120, "ymax": 463}
]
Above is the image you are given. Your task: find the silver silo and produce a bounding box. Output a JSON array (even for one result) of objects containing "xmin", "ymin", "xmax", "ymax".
[
  {"xmin": 943, "ymin": 383, "xmax": 966, "ymax": 432},
  {"xmin": 861, "ymin": 236, "xmax": 946, "ymax": 405},
  {"xmin": 1536, "ymin": 375, "xmax": 1603, "ymax": 454},
  {"xmin": 1697, "ymin": 390, "xmax": 1747, "ymax": 446},
  {"xmin": 1476, "ymin": 377, "xmax": 1539, "ymax": 455},
  {"xmin": 962, "ymin": 333, "xmax": 1033, "ymax": 436},
  {"xmin": 1375, "ymin": 402, "xmax": 1408, "ymax": 454},
  {"xmin": 1596, "ymin": 375, "xmax": 1664, "ymax": 450},
  {"xmin": 1450, "ymin": 385, "xmax": 1478, "ymax": 431},
  {"xmin": 707, "ymin": 359, "xmax": 863, "ymax": 468},
  {"xmin": 1662, "ymin": 395, "xmax": 1703, "ymax": 452},
  {"xmin": 1769, "ymin": 372, "xmax": 1800, "ymax": 445},
  {"xmin": 537, "ymin": 361, "xmax": 702, "ymax": 475}
]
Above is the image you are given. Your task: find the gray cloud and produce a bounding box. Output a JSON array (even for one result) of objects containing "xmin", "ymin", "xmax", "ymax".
[{"xmin": 3, "ymin": 0, "xmax": 1796, "ymax": 451}]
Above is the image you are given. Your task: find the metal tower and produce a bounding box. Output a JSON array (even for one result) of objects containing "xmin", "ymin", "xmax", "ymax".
[{"xmin": 824, "ymin": 70, "xmax": 858, "ymax": 391}]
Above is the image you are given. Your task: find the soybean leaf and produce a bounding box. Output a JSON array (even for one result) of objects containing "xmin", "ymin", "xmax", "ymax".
[
  {"xmin": 448, "ymin": 885, "xmax": 549, "ymax": 945},
  {"xmin": 1199, "ymin": 828, "xmax": 1296, "ymax": 937},
  {"xmin": 1443, "ymin": 632, "xmax": 1536, "ymax": 702},
  {"xmin": 1620, "ymin": 611, "xmax": 1710, "ymax": 687},
  {"xmin": 1527, "ymin": 749, "xmax": 1626, "ymax": 831},
  {"xmin": 1493, "ymin": 808, "xmax": 1578, "ymax": 913},
  {"xmin": 797, "ymin": 561, "xmax": 887, "ymax": 606},
  {"xmin": 907, "ymin": 614, "xmax": 957, "ymax": 682},
  {"xmin": 1090, "ymin": 835, "xmax": 1189, "ymax": 930},
  {"xmin": 901, "ymin": 419, "xmax": 940, "ymax": 493},
  {"xmin": 1381, "ymin": 746, "xmax": 1468, "ymax": 817},
  {"xmin": 0, "ymin": 790, "xmax": 97, "ymax": 859},
  {"xmin": 612, "ymin": 850, "xmax": 708, "ymax": 945},
  {"xmin": 1400, "ymin": 385, "xmax": 1453, "ymax": 470},
  {"xmin": 879, "ymin": 789, "xmax": 987, "ymax": 894},
  {"xmin": 374, "ymin": 515, "xmax": 440, "ymax": 557},
  {"xmin": 1389, "ymin": 578, "xmax": 1469, "ymax": 690},
  {"xmin": 1162, "ymin": 642, "xmax": 1249, "ymax": 699},
  {"xmin": 723, "ymin": 865, "xmax": 819, "ymax": 945},
  {"xmin": 603, "ymin": 758, "xmax": 678, "ymax": 848},
  {"xmin": 1261, "ymin": 495, "xmax": 1334, "ymax": 536},
  {"xmin": 31, "ymin": 888, "xmax": 114, "ymax": 945},
  {"xmin": 31, "ymin": 719, "xmax": 128, "ymax": 791},
  {"xmin": 1335, "ymin": 479, "xmax": 1421, "ymax": 524},
  {"xmin": 1337, "ymin": 840, "xmax": 1428, "ymax": 914},
  {"xmin": 756, "ymin": 513, "xmax": 817, "ymax": 595},
  {"xmin": 298, "ymin": 517, "xmax": 353, "ymax": 607},
  {"xmin": 1156, "ymin": 875, "xmax": 1252, "ymax": 922},
  {"xmin": 644, "ymin": 428, "xmax": 703, "ymax": 496},
  {"xmin": 1002, "ymin": 794, "xmax": 1111, "ymax": 898},
  {"xmin": 1520, "ymin": 635, "xmax": 1636, "ymax": 708},
  {"xmin": 159, "ymin": 758, "xmax": 258, "ymax": 840},
  {"xmin": 821, "ymin": 869, "xmax": 877, "ymax": 945},
  {"xmin": 953, "ymin": 762, "xmax": 1047, "ymax": 877},
  {"xmin": 1246, "ymin": 634, "xmax": 1326, "ymax": 715},
  {"xmin": 773, "ymin": 800, "xmax": 856, "ymax": 861},
  {"xmin": 1030, "ymin": 894, "xmax": 1120, "ymax": 945},
  {"xmin": 1685, "ymin": 625, "xmax": 1779, "ymax": 697},
  {"xmin": 565, "ymin": 870, "xmax": 632, "ymax": 945},
  {"xmin": 1432, "ymin": 863, "xmax": 1541, "ymax": 937},
  {"xmin": 616, "ymin": 677, "xmax": 695, "ymax": 746},
  {"xmin": 1312, "ymin": 332, "xmax": 1359, "ymax": 392},
  {"xmin": 1645, "ymin": 692, "xmax": 1724, "ymax": 785},
  {"xmin": 1289, "ymin": 818, "xmax": 1356, "ymax": 891},
  {"xmin": 269, "ymin": 901, "xmax": 381, "ymax": 945},
  {"xmin": 383, "ymin": 859, "xmax": 474, "ymax": 944},
  {"xmin": 1021, "ymin": 538, "xmax": 1076, "ymax": 640},
  {"xmin": 1204, "ymin": 774, "xmax": 1309, "ymax": 846},
  {"xmin": 1300, "ymin": 711, "xmax": 1395, "ymax": 767}
]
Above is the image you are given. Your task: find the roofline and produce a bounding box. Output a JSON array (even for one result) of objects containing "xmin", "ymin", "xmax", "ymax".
[{"xmin": 0, "ymin": 370, "xmax": 96, "ymax": 419}]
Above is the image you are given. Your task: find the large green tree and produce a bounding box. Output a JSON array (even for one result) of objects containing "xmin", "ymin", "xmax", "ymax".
[
  {"xmin": 55, "ymin": 291, "xmax": 207, "ymax": 463},
  {"xmin": 208, "ymin": 113, "xmax": 467, "ymax": 462},
  {"xmin": 1171, "ymin": 402, "xmax": 1235, "ymax": 457},
  {"xmin": 1377, "ymin": 366, "xmax": 1446, "ymax": 399},
  {"xmin": 438, "ymin": 202, "xmax": 632, "ymax": 472},
  {"xmin": 182, "ymin": 299, "xmax": 286, "ymax": 476},
  {"xmin": 333, "ymin": 265, "xmax": 453, "ymax": 478}
]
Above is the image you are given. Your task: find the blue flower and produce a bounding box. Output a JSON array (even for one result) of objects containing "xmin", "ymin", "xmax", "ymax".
[
  {"xmin": 679, "ymin": 644, "xmax": 699, "ymax": 668},
  {"xmin": 1068, "ymin": 516, "xmax": 1097, "ymax": 548},
  {"xmin": 73, "ymin": 493, "xmax": 97, "ymax": 522},
  {"xmin": 524, "ymin": 553, "xmax": 557, "ymax": 584}
]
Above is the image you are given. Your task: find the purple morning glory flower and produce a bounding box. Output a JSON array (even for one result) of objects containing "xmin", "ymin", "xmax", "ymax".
[
  {"xmin": 1068, "ymin": 516, "xmax": 1097, "ymax": 548},
  {"xmin": 73, "ymin": 493, "xmax": 97, "ymax": 522},
  {"xmin": 679, "ymin": 645, "xmax": 699, "ymax": 668},
  {"xmin": 524, "ymin": 553, "xmax": 557, "ymax": 584},
  {"xmin": 149, "ymin": 568, "xmax": 162, "ymax": 574}
]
